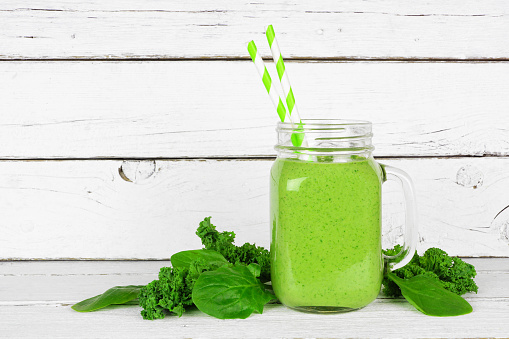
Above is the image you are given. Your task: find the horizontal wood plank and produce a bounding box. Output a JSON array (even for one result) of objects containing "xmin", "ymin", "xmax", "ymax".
[
  {"xmin": 1, "ymin": 298, "xmax": 508, "ymax": 338},
  {"xmin": 0, "ymin": 258, "xmax": 503, "ymax": 303},
  {"xmin": 0, "ymin": 158, "xmax": 508, "ymax": 259},
  {"xmin": 1, "ymin": 61, "xmax": 508, "ymax": 158},
  {"xmin": 1, "ymin": 1, "xmax": 508, "ymax": 59},
  {"xmin": 2, "ymin": 259, "xmax": 508, "ymax": 337},
  {"xmin": 3, "ymin": 258, "xmax": 504, "ymax": 276}
]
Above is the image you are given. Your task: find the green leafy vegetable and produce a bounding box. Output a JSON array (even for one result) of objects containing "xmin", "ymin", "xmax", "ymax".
[
  {"xmin": 71, "ymin": 285, "xmax": 144, "ymax": 312},
  {"xmin": 171, "ymin": 249, "xmax": 229, "ymax": 270},
  {"xmin": 74, "ymin": 217, "xmax": 478, "ymax": 320},
  {"xmin": 196, "ymin": 216, "xmax": 271, "ymax": 281},
  {"xmin": 138, "ymin": 260, "xmax": 211, "ymax": 320},
  {"xmin": 139, "ymin": 217, "xmax": 275, "ymax": 320},
  {"xmin": 192, "ymin": 263, "xmax": 276, "ymax": 319},
  {"xmin": 387, "ymin": 272, "xmax": 473, "ymax": 316},
  {"xmin": 74, "ymin": 218, "xmax": 274, "ymax": 320},
  {"xmin": 382, "ymin": 245, "xmax": 478, "ymax": 297}
]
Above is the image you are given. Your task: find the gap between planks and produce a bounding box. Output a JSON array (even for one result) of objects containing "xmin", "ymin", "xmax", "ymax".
[
  {"xmin": 0, "ymin": 154, "xmax": 507, "ymax": 161},
  {"xmin": 2, "ymin": 256, "xmax": 509, "ymax": 261},
  {"xmin": 1, "ymin": 58, "xmax": 509, "ymax": 62}
]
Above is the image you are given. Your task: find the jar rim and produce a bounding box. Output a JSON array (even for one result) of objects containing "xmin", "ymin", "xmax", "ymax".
[
  {"xmin": 275, "ymin": 118, "xmax": 373, "ymax": 157},
  {"xmin": 277, "ymin": 119, "xmax": 371, "ymax": 131}
]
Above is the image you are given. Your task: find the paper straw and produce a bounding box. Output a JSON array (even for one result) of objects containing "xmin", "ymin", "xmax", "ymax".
[
  {"xmin": 247, "ymin": 40, "xmax": 288, "ymax": 123},
  {"xmin": 266, "ymin": 25, "xmax": 303, "ymax": 125},
  {"xmin": 265, "ymin": 25, "xmax": 306, "ymax": 147},
  {"xmin": 247, "ymin": 39, "xmax": 308, "ymax": 152}
]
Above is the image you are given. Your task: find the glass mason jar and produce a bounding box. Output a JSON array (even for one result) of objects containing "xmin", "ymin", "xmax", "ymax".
[{"xmin": 270, "ymin": 119, "xmax": 417, "ymax": 313}]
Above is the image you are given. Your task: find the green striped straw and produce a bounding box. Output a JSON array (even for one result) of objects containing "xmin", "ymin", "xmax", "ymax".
[
  {"xmin": 266, "ymin": 25, "xmax": 305, "ymax": 147},
  {"xmin": 247, "ymin": 40, "xmax": 288, "ymax": 123}
]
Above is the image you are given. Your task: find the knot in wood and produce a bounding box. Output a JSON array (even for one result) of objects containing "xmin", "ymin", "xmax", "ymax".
[
  {"xmin": 492, "ymin": 205, "xmax": 509, "ymax": 244},
  {"xmin": 456, "ymin": 165, "xmax": 483, "ymax": 189},
  {"xmin": 118, "ymin": 160, "xmax": 156, "ymax": 184}
]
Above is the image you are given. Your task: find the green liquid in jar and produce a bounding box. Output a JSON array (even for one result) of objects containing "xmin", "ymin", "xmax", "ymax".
[{"xmin": 270, "ymin": 157, "xmax": 383, "ymax": 310}]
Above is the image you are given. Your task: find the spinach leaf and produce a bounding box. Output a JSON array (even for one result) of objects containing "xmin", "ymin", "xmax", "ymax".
[
  {"xmin": 192, "ymin": 263, "xmax": 276, "ymax": 319},
  {"xmin": 388, "ymin": 272, "xmax": 472, "ymax": 316},
  {"xmin": 171, "ymin": 249, "xmax": 229, "ymax": 269},
  {"xmin": 72, "ymin": 285, "xmax": 144, "ymax": 312}
]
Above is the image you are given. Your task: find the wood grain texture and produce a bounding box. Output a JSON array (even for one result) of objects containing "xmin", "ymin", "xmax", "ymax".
[
  {"xmin": 1, "ymin": 1, "xmax": 508, "ymax": 59},
  {"xmin": 1, "ymin": 2, "xmax": 507, "ymax": 334},
  {"xmin": 0, "ymin": 258, "xmax": 505, "ymax": 302},
  {"xmin": 1, "ymin": 259, "xmax": 508, "ymax": 338},
  {"xmin": 4, "ymin": 301, "xmax": 508, "ymax": 339},
  {"xmin": 1, "ymin": 61, "xmax": 508, "ymax": 159},
  {"xmin": 1, "ymin": 158, "xmax": 508, "ymax": 260}
]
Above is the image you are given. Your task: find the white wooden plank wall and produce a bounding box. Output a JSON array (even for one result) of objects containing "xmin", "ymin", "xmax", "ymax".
[
  {"xmin": 1, "ymin": 0, "xmax": 508, "ymax": 260},
  {"xmin": 1, "ymin": 158, "xmax": 509, "ymax": 259},
  {"xmin": 1, "ymin": 62, "xmax": 509, "ymax": 158},
  {"xmin": 1, "ymin": 1, "xmax": 508, "ymax": 59}
]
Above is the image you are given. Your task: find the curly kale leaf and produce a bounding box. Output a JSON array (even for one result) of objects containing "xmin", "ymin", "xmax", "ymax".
[
  {"xmin": 382, "ymin": 245, "xmax": 478, "ymax": 297},
  {"xmin": 139, "ymin": 260, "xmax": 211, "ymax": 320},
  {"xmin": 196, "ymin": 217, "xmax": 271, "ymax": 282}
]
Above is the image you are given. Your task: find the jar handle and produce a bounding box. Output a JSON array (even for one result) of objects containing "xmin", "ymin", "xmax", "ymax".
[{"xmin": 380, "ymin": 164, "xmax": 418, "ymax": 270}]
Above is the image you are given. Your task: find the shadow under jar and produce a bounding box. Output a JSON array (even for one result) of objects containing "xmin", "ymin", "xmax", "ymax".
[{"xmin": 270, "ymin": 119, "xmax": 417, "ymax": 313}]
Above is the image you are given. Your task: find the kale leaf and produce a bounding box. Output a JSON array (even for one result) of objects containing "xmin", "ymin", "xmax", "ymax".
[
  {"xmin": 138, "ymin": 260, "xmax": 211, "ymax": 320},
  {"xmin": 196, "ymin": 217, "xmax": 271, "ymax": 282},
  {"xmin": 382, "ymin": 245, "xmax": 478, "ymax": 297},
  {"xmin": 138, "ymin": 217, "xmax": 273, "ymax": 321}
]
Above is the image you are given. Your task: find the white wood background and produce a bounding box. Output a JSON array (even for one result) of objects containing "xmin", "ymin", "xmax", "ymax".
[
  {"xmin": 1, "ymin": 1, "xmax": 508, "ymax": 59},
  {"xmin": 2, "ymin": 1, "xmax": 509, "ymax": 337},
  {"xmin": 1, "ymin": 1, "xmax": 508, "ymax": 259}
]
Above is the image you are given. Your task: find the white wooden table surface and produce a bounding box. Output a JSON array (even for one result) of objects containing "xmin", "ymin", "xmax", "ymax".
[
  {"xmin": 1, "ymin": 258, "xmax": 508, "ymax": 338},
  {"xmin": 1, "ymin": 1, "xmax": 508, "ymax": 337}
]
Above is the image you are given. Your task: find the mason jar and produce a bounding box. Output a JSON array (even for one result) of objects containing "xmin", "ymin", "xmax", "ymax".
[{"xmin": 270, "ymin": 119, "xmax": 417, "ymax": 313}]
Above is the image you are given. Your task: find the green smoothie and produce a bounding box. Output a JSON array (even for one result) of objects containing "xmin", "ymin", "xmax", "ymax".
[{"xmin": 270, "ymin": 157, "xmax": 383, "ymax": 310}]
